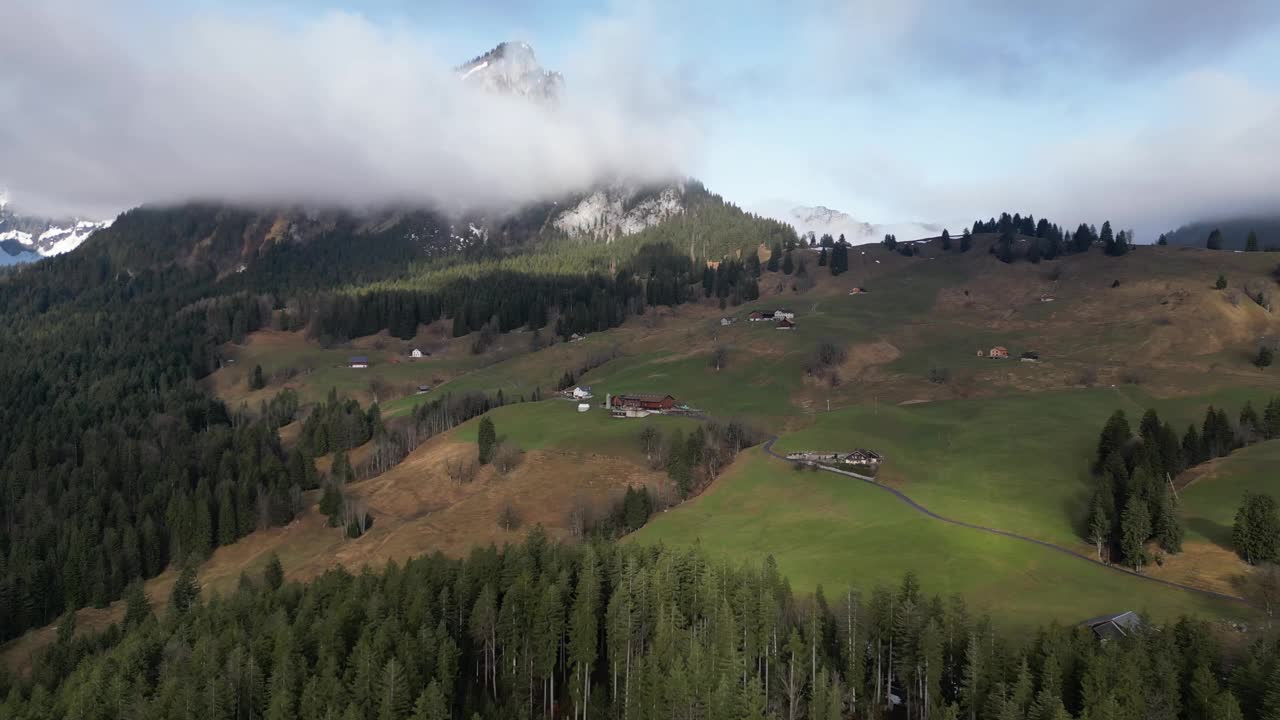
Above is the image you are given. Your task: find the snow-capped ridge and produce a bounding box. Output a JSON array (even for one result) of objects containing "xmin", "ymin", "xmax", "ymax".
[
  {"xmin": 751, "ymin": 201, "xmax": 955, "ymax": 246},
  {"xmin": 456, "ymin": 41, "xmax": 563, "ymax": 102},
  {"xmin": 0, "ymin": 194, "xmax": 112, "ymax": 261}
]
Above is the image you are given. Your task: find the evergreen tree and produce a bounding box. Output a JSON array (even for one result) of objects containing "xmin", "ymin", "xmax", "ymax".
[
  {"xmin": 1256, "ymin": 346, "xmax": 1274, "ymax": 369},
  {"xmin": 1247, "ymin": 231, "xmax": 1260, "ymax": 252},
  {"xmin": 1120, "ymin": 493, "xmax": 1152, "ymax": 570},
  {"xmin": 782, "ymin": 251, "xmax": 794, "ymax": 275},
  {"xmin": 1264, "ymin": 397, "xmax": 1280, "ymax": 439},
  {"xmin": 477, "ymin": 416, "xmax": 497, "ymax": 465},
  {"xmin": 122, "ymin": 580, "xmax": 152, "ymax": 628},
  {"xmin": 1157, "ymin": 233, "xmax": 1169, "ymax": 246},
  {"xmin": 1216, "ymin": 274, "xmax": 1228, "ymax": 290},
  {"xmin": 1087, "ymin": 493, "xmax": 1111, "ymax": 562},
  {"xmin": 264, "ymin": 552, "xmax": 285, "ymax": 590},
  {"xmin": 412, "ymin": 680, "xmax": 448, "ymax": 720},
  {"xmin": 1154, "ymin": 486, "xmax": 1184, "ymax": 553},
  {"xmin": 1207, "ymin": 229, "xmax": 1223, "ymax": 250},
  {"xmin": 941, "ymin": 229, "xmax": 952, "ymax": 250},
  {"xmin": 767, "ymin": 244, "xmax": 782, "ymax": 272},
  {"xmin": 960, "ymin": 229, "xmax": 972, "ymax": 252},
  {"xmin": 1234, "ymin": 492, "xmax": 1280, "ymax": 564},
  {"xmin": 817, "ymin": 247, "xmax": 828, "ymax": 266},
  {"xmin": 1095, "ymin": 410, "xmax": 1132, "ymax": 473},
  {"xmin": 250, "ymin": 364, "xmax": 266, "ymax": 390},
  {"xmin": 170, "ymin": 563, "xmax": 201, "ymax": 615}
]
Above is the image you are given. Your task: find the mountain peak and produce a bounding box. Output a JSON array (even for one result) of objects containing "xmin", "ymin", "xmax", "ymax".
[{"xmin": 457, "ymin": 41, "xmax": 563, "ymax": 102}]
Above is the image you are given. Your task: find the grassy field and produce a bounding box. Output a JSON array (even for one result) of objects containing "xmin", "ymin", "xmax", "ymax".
[
  {"xmin": 770, "ymin": 385, "xmax": 1276, "ymax": 549},
  {"xmin": 451, "ymin": 400, "xmax": 701, "ymax": 460},
  {"xmin": 1181, "ymin": 441, "xmax": 1280, "ymax": 547},
  {"xmin": 632, "ymin": 450, "xmax": 1253, "ymax": 629}
]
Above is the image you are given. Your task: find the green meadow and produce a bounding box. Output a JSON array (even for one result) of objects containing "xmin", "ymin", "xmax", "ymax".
[
  {"xmin": 771, "ymin": 385, "xmax": 1275, "ymax": 548},
  {"xmin": 632, "ymin": 450, "xmax": 1252, "ymax": 629}
]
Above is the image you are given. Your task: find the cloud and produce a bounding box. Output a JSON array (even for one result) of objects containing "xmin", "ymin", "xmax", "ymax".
[
  {"xmin": 0, "ymin": 1, "xmax": 700, "ymax": 217},
  {"xmin": 803, "ymin": 0, "xmax": 1280, "ymax": 93},
  {"xmin": 844, "ymin": 70, "xmax": 1280, "ymax": 237}
]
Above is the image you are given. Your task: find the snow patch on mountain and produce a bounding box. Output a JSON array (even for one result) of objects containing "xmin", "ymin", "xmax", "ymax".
[
  {"xmin": 554, "ymin": 186, "xmax": 685, "ymax": 240},
  {"xmin": 752, "ymin": 201, "xmax": 956, "ymax": 246},
  {"xmin": 0, "ymin": 191, "xmax": 113, "ymax": 260}
]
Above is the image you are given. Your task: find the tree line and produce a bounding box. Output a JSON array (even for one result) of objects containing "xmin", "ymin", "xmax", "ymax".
[
  {"xmin": 305, "ymin": 242, "xmax": 766, "ymax": 348},
  {"xmin": 971, "ymin": 213, "xmax": 1134, "ymax": 264},
  {"xmin": 4, "ymin": 534, "xmax": 1268, "ymax": 720},
  {"xmin": 1086, "ymin": 399, "xmax": 1280, "ymax": 568}
]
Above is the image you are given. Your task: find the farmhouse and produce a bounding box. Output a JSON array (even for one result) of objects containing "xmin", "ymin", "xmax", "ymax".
[
  {"xmin": 846, "ymin": 449, "xmax": 883, "ymax": 465},
  {"xmin": 720, "ymin": 317, "xmax": 736, "ymax": 326},
  {"xmin": 610, "ymin": 393, "xmax": 676, "ymax": 411},
  {"xmin": 410, "ymin": 348, "xmax": 425, "ymax": 358},
  {"xmin": 348, "ymin": 356, "xmax": 370, "ymax": 369},
  {"xmin": 1020, "ymin": 351, "xmax": 1040, "ymax": 362},
  {"xmin": 988, "ymin": 346, "xmax": 1009, "ymax": 359},
  {"xmin": 1083, "ymin": 611, "xmax": 1142, "ymax": 643},
  {"xmin": 776, "ymin": 319, "xmax": 795, "ymax": 330},
  {"xmin": 774, "ymin": 309, "xmax": 795, "ymax": 321},
  {"xmin": 748, "ymin": 310, "xmax": 773, "ymax": 322},
  {"xmin": 571, "ymin": 386, "xmax": 593, "ymax": 400}
]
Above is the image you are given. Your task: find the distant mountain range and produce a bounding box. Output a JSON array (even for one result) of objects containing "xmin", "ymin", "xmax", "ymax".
[
  {"xmin": 1163, "ymin": 216, "xmax": 1280, "ymax": 251},
  {"xmin": 750, "ymin": 202, "xmax": 957, "ymax": 246},
  {"xmin": 0, "ymin": 191, "xmax": 113, "ymax": 265}
]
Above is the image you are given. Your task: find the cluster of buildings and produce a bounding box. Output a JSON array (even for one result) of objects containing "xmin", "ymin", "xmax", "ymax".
[
  {"xmin": 748, "ymin": 309, "xmax": 796, "ymax": 330},
  {"xmin": 785, "ymin": 449, "xmax": 883, "ymax": 467},
  {"xmin": 608, "ymin": 393, "xmax": 680, "ymax": 418}
]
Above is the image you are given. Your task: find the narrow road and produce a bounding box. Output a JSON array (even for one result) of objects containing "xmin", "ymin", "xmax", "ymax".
[{"xmin": 759, "ymin": 437, "xmax": 1248, "ymax": 605}]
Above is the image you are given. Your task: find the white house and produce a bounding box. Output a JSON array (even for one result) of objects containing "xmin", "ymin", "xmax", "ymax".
[
  {"xmin": 572, "ymin": 386, "xmax": 593, "ymax": 399},
  {"xmin": 411, "ymin": 348, "xmax": 424, "ymax": 358},
  {"xmin": 774, "ymin": 309, "xmax": 795, "ymax": 321}
]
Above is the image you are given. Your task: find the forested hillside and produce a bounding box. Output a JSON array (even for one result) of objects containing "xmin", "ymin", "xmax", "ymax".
[
  {"xmin": 1, "ymin": 537, "xmax": 1262, "ymax": 720},
  {"xmin": 0, "ymin": 191, "xmax": 789, "ymax": 644},
  {"xmin": 0, "ymin": 246, "xmax": 305, "ymax": 641}
]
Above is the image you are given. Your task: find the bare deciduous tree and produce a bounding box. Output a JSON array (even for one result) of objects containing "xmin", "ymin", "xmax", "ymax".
[
  {"xmin": 498, "ymin": 501, "xmax": 521, "ymax": 532},
  {"xmin": 493, "ymin": 442, "xmax": 523, "ymax": 475},
  {"xmin": 710, "ymin": 346, "xmax": 728, "ymax": 371},
  {"xmin": 446, "ymin": 458, "xmax": 479, "ymax": 484}
]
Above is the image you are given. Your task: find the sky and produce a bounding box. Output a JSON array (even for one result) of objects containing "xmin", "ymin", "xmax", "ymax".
[{"xmin": 2, "ymin": 0, "xmax": 1280, "ymax": 239}]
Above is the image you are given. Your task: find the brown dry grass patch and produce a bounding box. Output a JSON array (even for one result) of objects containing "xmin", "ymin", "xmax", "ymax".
[{"xmin": 4, "ymin": 432, "xmax": 668, "ymax": 676}]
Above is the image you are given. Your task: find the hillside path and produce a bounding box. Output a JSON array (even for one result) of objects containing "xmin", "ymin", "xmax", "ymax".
[{"xmin": 759, "ymin": 437, "xmax": 1248, "ymax": 605}]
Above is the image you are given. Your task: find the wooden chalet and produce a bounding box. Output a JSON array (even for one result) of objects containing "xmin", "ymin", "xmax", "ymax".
[
  {"xmin": 988, "ymin": 346, "xmax": 1009, "ymax": 359},
  {"xmin": 610, "ymin": 393, "xmax": 676, "ymax": 411}
]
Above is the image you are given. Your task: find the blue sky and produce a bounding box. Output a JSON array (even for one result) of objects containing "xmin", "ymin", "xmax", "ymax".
[{"xmin": 5, "ymin": 1, "xmax": 1280, "ymax": 237}]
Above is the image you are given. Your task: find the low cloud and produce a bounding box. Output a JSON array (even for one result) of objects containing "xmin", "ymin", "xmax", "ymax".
[
  {"xmin": 806, "ymin": 0, "xmax": 1280, "ymax": 91},
  {"xmin": 873, "ymin": 71, "xmax": 1280, "ymax": 237},
  {"xmin": 0, "ymin": 2, "xmax": 699, "ymax": 218}
]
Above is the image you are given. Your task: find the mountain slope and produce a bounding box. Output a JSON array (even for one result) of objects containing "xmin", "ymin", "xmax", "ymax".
[{"xmin": 752, "ymin": 201, "xmax": 954, "ymax": 245}]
